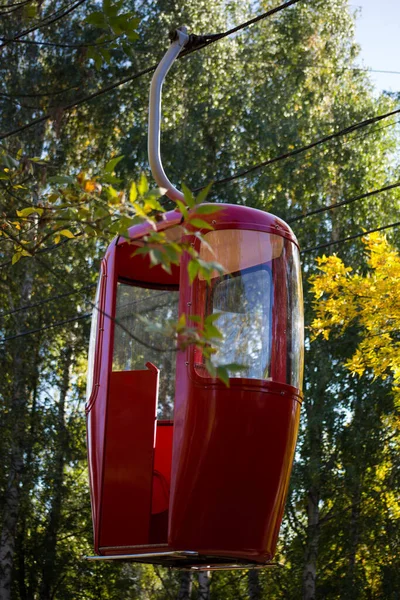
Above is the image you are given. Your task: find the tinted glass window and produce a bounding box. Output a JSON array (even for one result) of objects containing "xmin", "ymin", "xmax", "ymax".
[
  {"xmin": 86, "ymin": 277, "xmax": 101, "ymax": 404},
  {"xmin": 207, "ymin": 269, "xmax": 272, "ymax": 379},
  {"xmin": 195, "ymin": 229, "xmax": 304, "ymax": 390},
  {"xmin": 112, "ymin": 282, "xmax": 179, "ymax": 417}
]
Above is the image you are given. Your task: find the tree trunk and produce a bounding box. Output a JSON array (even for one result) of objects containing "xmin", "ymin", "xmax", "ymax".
[
  {"xmin": 198, "ymin": 570, "xmax": 210, "ymax": 600},
  {"xmin": 301, "ymin": 366, "xmax": 329, "ymax": 600},
  {"xmin": 39, "ymin": 348, "xmax": 72, "ymax": 600},
  {"xmin": 177, "ymin": 571, "xmax": 192, "ymax": 600},
  {"xmin": 248, "ymin": 569, "xmax": 262, "ymax": 600},
  {"xmin": 0, "ymin": 270, "xmax": 35, "ymax": 600},
  {"xmin": 15, "ymin": 348, "xmax": 41, "ymax": 600},
  {"xmin": 302, "ymin": 487, "xmax": 320, "ymax": 600}
]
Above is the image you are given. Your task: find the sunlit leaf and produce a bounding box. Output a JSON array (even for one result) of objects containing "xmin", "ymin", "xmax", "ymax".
[
  {"xmin": 182, "ymin": 183, "xmax": 195, "ymax": 208},
  {"xmin": 188, "ymin": 259, "xmax": 200, "ymax": 282},
  {"xmin": 189, "ymin": 218, "xmax": 214, "ymax": 230},
  {"xmin": 129, "ymin": 182, "xmax": 138, "ymax": 203},
  {"xmin": 195, "ymin": 203, "xmax": 223, "ymax": 215},
  {"xmin": 11, "ymin": 252, "xmax": 22, "ymax": 265},
  {"xmin": 195, "ymin": 181, "xmax": 214, "ymax": 205},
  {"xmin": 105, "ymin": 155, "xmax": 124, "ymax": 173},
  {"xmin": 59, "ymin": 229, "xmax": 75, "ymax": 238},
  {"xmin": 16, "ymin": 207, "xmax": 43, "ymax": 218},
  {"xmin": 138, "ymin": 173, "xmax": 149, "ymax": 196}
]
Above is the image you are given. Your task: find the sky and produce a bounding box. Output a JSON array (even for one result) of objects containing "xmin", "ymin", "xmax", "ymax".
[{"xmin": 353, "ymin": 0, "xmax": 400, "ymax": 94}]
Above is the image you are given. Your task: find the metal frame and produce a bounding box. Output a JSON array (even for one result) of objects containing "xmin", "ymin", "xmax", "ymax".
[
  {"xmin": 85, "ymin": 551, "xmax": 281, "ymax": 572},
  {"xmin": 148, "ymin": 27, "xmax": 189, "ymax": 202},
  {"xmin": 85, "ymin": 551, "xmax": 198, "ymax": 561}
]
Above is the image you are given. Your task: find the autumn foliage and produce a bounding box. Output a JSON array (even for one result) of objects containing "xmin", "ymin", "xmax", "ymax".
[{"xmin": 310, "ymin": 232, "xmax": 400, "ymax": 403}]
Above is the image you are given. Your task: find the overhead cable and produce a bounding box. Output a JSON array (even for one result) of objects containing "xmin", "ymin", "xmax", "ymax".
[
  {"xmin": 288, "ymin": 181, "xmax": 400, "ymax": 224},
  {"xmin": 0, "ymin": 35, "xmax": 117, "ymax": 49},
  {"xmin": 0, "ymin": 235, "xmax": 80, "ymax": 269},
  {"xmin": 0, "ymin": 313, "xmax": 91, "ymax": 344},
  {"xmin": 0, "ymin": 0, "xmax": 88, "ymax": 49},
  {"xmin": 0, "ymin": 0, "xmax": 304, "ymax": 140},
  {"xmin": 208, "ymin": 107, "xmax": 400, "ymax": 188},
  {"xmin": 0, "ymin": 84, "xmax": 80, "ymax": 99},
  {"xmin": 0, "ymin": 283, "xmax": 96, "ymax": 318},
  {"xmin": 301, "ymin": 220, "xmax": 400, "ymax": 254}
]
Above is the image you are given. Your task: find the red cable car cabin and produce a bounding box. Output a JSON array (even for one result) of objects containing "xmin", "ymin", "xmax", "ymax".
[{"xmin": 86, "ymin": 203, "xmax": 304, "ymax": 569}]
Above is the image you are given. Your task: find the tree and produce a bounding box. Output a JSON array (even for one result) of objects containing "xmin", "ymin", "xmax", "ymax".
[
  {"xmin": 310, "ymin": 232, "xmax": 400, "ymax": 402},
  {"xmin": 2, "ymin": 0, "xmax": 400, "ymax": 598},
  {"xmin": 309, "ymin": 232, "xmax": 400, "ymax": 599}
]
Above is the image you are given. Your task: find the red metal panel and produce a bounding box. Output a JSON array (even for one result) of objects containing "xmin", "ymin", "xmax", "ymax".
[
  {"xmin": 168, "ymin": 235, "xmax": 303, "ymax": 563},
  {"xmin": 270, "ymin": 250, "xmax": 288, "ymax": 382},
  {"xmin": 86, "ymin": 250, "xmax": 117, "ymax": 553},
  {"xmin": 152, "ymin": 422, "xmax": 173, "ymax": 515},
  {"xmin": 169, "ymin": 379, "xmax": 301, "ymax": 562},
  {"xmin": 99, "ymin": 366, "xmax": 158, "ymax": 549},
  {"xmin": 150, "ymin": 422, "xmax": 173, "ymax": 545}
]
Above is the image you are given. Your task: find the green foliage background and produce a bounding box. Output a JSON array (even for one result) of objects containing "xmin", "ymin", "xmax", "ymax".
[{"xmin": 0, "ymin": 0, "xmax": 399, "ymax": 598}]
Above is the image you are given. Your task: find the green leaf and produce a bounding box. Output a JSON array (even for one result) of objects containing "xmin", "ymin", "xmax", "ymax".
[
  {"xmin": 195, "ymin": 204, "xmax": 223, "ymax": 215},
  {"xmin": 144, "ymin": 196, "xmax": 164, "ymax": 213},
  {"xmin": 198, "ymin": 259, "xmax": 225, "ymax": 274},
  {"xmin": 106, "ymin": 186, "xmax": 119, "ymax": 204},
  {"xmin": 190, "ymin": 315, "xmax": 202, "ymax": 323},
  {"xmin": 149, "ymin": 248, "xmax": 163, "ymax": 266},
  {"xmin": 223, "ymin": 362, "xmax": 247, "ymax": 373},
  {"xmin": 108, "ymin": 15, "xmax": 124, "ymax": 34},
  {"xmin": 196, "ymin": 181, "xmax": 214, "ymax": 205},
  {"xmin": 126, "ymin": 30, "xmax": 139, "ymax": 41},
  {"xmin": 99, "ymin": 47, "xmax": 112, "ymax": 64},
  {"xmin": 174, "ymin": 199, "xmax": 188, "ymax": 220},
  {"xmin": 105, "ymin": 155, "xmax": 124, "ymax": 173},
  {"xmin": 24, "ymin": 3, "xmax": 37, "ymax": 17},
  {"xmin": 205, "ymin": 358, "xmax": 217, "ymax": 378},
  {"xmin": 102, "ymin": 0, "xmax": 118, "ymax": 17},
  {"xmin": 216, "ymin": 366, "xmax": 230, "ymax": 387},
  {"xmin": 1, "ymin": 154, "xmax": 19, "ymax": 169},
  {"xmin": 137, "ymin": 173, "xmax": 149, "ymax": 196},
  {"xmin": 188, "ymin": 259, "xmax": 200, "ymax": 283},
  {"xmin": 16, "ymin": 207, "xmax": 43, "ymax": 218},
  {"xmin": 204, "ymin": 323, "xmax": 223, "ymax": 339},
  {"xmin": 85, "ymin": 11, "xmax": 108, "ymax": 28},
  {"xmin": 205, "ymin": 312, "xmax": 222, "ymax": 324},
  {"xmin": 101, "ymin": 174, "xmax": 122, "ymax": 184},
  {"xmin": 182, "ymin": 183, "xmax": 195, "ymax": 208},
  {"xmin": 177, "ymin": 314, "xmax": 187, "ymax": 329},
  {"xmin": 48, "ymin": 175, "xmax": 74, "ymax": 185},
  {"xmin": 59, "ymin": 229, "xmax": 75, "ymax": 238},
  {"xmin": 12, "ymin": 252, "xmax": 22, "ymax": 265},
  {"xmin": 129, "ymin": 182, "xmax": 138, "ymax": 203},
  {"xmin": 189, "ymin": 218, "xmax": 214, "ymax": 230}
]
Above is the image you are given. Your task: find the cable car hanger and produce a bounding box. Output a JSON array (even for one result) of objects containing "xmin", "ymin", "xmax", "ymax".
[{"xmin": 149, "ymin": 26, "xmax": 220, "ymax": 202}]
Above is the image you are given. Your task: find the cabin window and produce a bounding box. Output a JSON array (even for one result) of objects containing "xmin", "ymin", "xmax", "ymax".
[
  {"xmin": 112, "ymin": 281, "xmax": 179, "ymax": 417},
  {"xmin": 194, "ymin": 229, "xmax": 304, "ymax": 390},
  {"xmin": 86, "ymin": 276, "xmax": 101, "ymax": 404},
  {"xmin": 206, "ymin": 267, "xmax": 272, "ymax": 379},
  {"xmin": 286, "ymin": 243, "xmax": 304, "ymax": 390}
]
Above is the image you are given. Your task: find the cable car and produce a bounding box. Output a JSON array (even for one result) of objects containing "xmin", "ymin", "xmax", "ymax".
[{"xmin": 85, "ymin": 28, "xmax": 304, "ymax": 570}]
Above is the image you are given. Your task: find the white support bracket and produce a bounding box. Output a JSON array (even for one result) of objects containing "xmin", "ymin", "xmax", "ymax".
[{"xmin": 148, "ymin": 27, "xmax": 190, "ymax": 202}]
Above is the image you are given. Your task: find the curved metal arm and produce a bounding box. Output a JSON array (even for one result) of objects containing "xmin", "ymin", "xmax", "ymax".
[{"xmin": 148, "ymin": 28, "xmax": 189, "ymax": 202}]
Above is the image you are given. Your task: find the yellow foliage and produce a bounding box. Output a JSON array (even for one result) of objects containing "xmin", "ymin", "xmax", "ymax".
[
  {"xmin": 310, "ymin": 234, "xmax": 400, "ymax": 398},
  {"xmin": 84, "ymin": 180, "xmax": 96, "ymax": 193}
]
